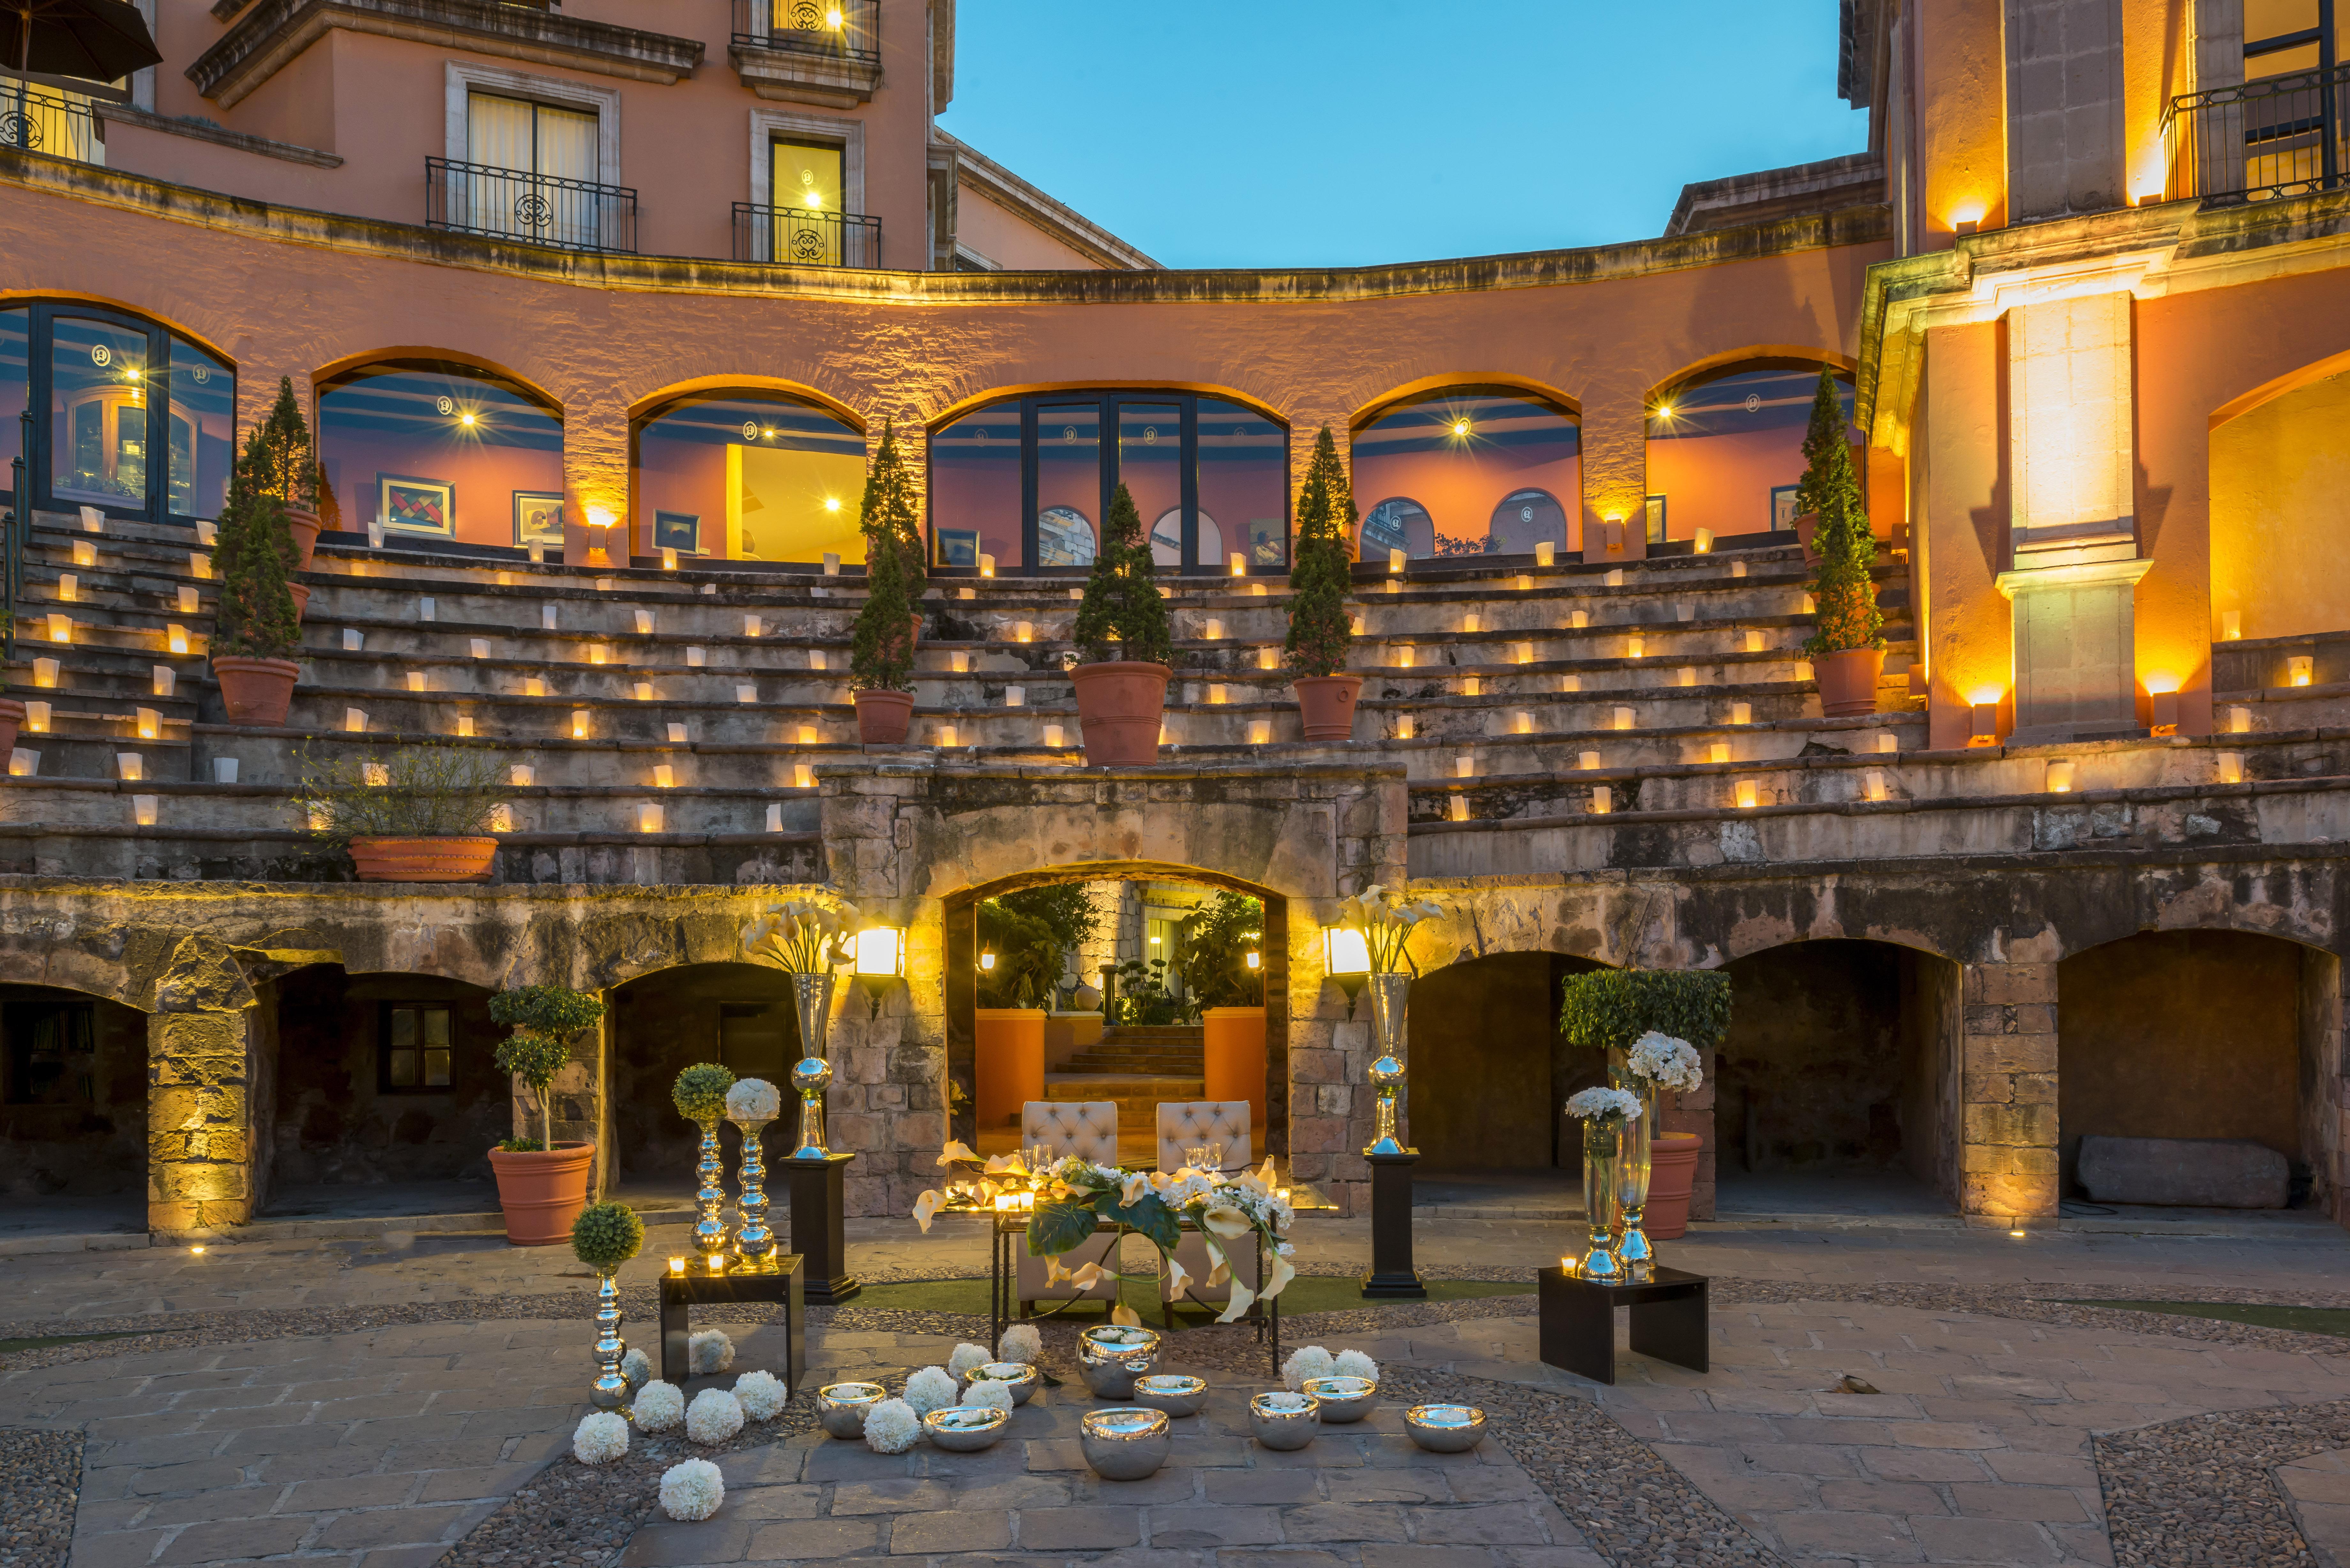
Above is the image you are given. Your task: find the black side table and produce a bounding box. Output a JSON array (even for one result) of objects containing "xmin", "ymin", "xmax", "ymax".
[
  {"xmin": 1360, "ymin": 1150, "xmax": 1428, "ymax": 1299},
  {"xmin": 783, "ymin": 1150, "xmax": 860, "ymax": 1304},
  {"xmin": 1536, "ymin": 1264, "xmax": 1709, "ymax": 1386},
  {"xmin": 660, "ymin": 1257, "xmax": 806, "ymax": 1394}
]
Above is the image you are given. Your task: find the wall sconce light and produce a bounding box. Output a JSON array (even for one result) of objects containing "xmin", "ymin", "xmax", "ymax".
[
  {"xmin": 585, "ymin": 506, "xmax": 616, "ymax": 562},
  {"xmin": 2045, "ymin": 760, "xmax": 2075, "ymax": 793},
  {"xmin": 2288, "ymin": 656, "xmax": 2314, "ymax": 688},
  {"xmin": 854, "ymin": 925, "xmax": 905, "ymax": 1017},
  {"xmin": 1969, "ymin": 698, "xmax": 2000, "ymax": 746},
  {"xmin": 1323, "ymin": 925, "xmax": 1371, "ymax": 1014}
]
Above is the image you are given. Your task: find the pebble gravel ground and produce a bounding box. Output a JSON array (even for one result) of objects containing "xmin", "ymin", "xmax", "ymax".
[
  {"xmin": 0, "ymin": 1426, "xmax": 82, "ymax": 1568},
  {"xmin": 2094, "ymin": 1402, "xmax": 2350, "ymax": 1568}
]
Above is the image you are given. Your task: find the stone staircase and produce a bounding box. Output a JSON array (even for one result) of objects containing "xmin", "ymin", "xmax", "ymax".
[{"xmin": 1048, "ymin": 1024, "xmax": 1207, "ymax": 1130}]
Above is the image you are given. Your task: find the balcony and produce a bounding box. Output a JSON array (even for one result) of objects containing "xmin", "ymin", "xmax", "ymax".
[
  {"xmin": 0, "ymin": 83, "xmax": 102, "ymax": 166},
  {"xmin": 426, "ymin": 158, "xmax": 637, "ymax": 255},
  {"xmin": 732, "ymin": 202, "xmax": 881, "ymax": 268},
  {"xmin": 2163, "ymin": 64, "xmax": 2350, "ymax": 204},
  {"xmin": 729, "ymin": 0, "xmax": 881, "ymax": 108}
]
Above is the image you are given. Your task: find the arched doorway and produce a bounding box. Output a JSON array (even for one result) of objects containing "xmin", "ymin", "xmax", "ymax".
[
  {"xmin": 0, "ymin": 981, "xmax": 148, "ymax": 1239},
  {"xmin": 1407, "ymin": 951, "xmax": 1607, "ymax": 1203},
  {"xmin": 610, "ymin": 961, "xmax": 809, "ymax": 1198}
]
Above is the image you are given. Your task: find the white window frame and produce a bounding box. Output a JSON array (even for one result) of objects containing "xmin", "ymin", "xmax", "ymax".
[
  {"xmin": 750, "ymin": 108, "xmax": 864, "ymax": 216},
  {"xmin": 445, "ymin": 62, "xmax": 623, "ymax": 186}
]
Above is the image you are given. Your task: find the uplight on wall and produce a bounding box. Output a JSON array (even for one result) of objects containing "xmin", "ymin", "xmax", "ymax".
[
  {"xmin": 809, "ymin": 651, "xmax": 827, "ymax": 671},
  {"xmin": 853, "ymin": 925, "xmax": 905, "ymax": 1016},
  {"xmin": 585, "ymin": 506, "xmax": 617, "ymax": 561},
  {"xmin": 632, "ymin": 682, "xmax": 654, "ymax": 702},
  {"xmin": 1969, "ymin": 692, "xmax": 2002, "ymax": 746},
  {"xmin": 686, "ymin": 646, "xmax": 706, "ymax": 668},
  {"xmin": 2148, "ymin": 677, "xmax": 2179, "ymax": 736}
]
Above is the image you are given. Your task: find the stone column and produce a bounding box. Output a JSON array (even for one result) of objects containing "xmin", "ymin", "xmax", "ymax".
[
  {"xmin": 561, "ymin": 379, "xmax": 630, "ymax": 567},
  {"xmin": 1577, "ymin": 385, "xmax": 1648, "ymax": 562},
  {"xmin": 1960, "ymin": 959, "xmax": 2060, "ymax": 1220},
  {"xmin": 145, "ymin": 939, "xmax": 266, "ymax": 1234}
]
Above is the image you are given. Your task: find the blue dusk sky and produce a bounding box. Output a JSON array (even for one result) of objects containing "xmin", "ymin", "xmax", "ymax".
[{"xmin": 936, "ymin": 2, "xmax": 1869, "ymax": 270}]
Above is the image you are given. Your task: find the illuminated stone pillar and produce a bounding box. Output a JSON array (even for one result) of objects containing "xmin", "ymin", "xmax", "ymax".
[
  {"xmin": 147, "ymin": 1006, "xmax": 263, "ymax": 1234},
  {"xmin": 563, "ymin": 380, "xmax": 630, "ymax": 567},
  {"xmin": 1961, "ymin": 956, "xmax": 2058, "ymax": 1221},
  {"xmin": 1578, "ymin": 388, "xmax": 1648, "ymax": 562}
]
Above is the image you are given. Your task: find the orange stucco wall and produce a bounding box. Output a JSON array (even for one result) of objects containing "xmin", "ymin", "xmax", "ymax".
[
  {"xmin": 1913, "ymin": 0, "xmax": 2006, "ymax": 249},
  {"xmin": 954, "ymin": 186, "xmax": 1110, "ymax": 273}
]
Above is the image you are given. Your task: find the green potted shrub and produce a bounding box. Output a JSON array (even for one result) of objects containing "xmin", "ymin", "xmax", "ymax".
[
  {"xmin": 295, "ymin": 739, "xmax": 514, "ymax": 882},
  {"xmin": 247, "ymin": 376, "xmax": 323, "ymax": 578},
  {"xmin": 1069, "ymin": 482, "xmax": 1172, "ymax": 765},
  {"xmin": 1791, "ymin": 369, "xmax": 1885, "ymax": 716},
  {"xmin": 1285, "ymin": 427, "xmax": 1361, "ymax": 739},
  {"xmin": 210, "ymin": 414, "xmax": 305, "ymax": 727},
  {"xmin": 849, "ymin": 420, "xmax": 926, "ymax": 743},
  {"xmin": 486, "ymin": 983, "xmax": 607, "ymax": 1246}
]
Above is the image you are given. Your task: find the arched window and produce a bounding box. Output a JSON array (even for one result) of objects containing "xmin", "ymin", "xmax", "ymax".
[
  {"xmin": 929, "ymin": 391, "xmax": 1287, "ymax": 573},
  {"xmin": 1351, "ymin": 390, "xmax": 1579, "ymax": 560},
  {"xmin": 0, "ymin": 302, "xmax": 233, "ymax": 525},
  {"xmin": 317, "ymin": 361, "xmax": 561, "ymax": 551},
  {"xmin": 1644, "ymin": 364, "xmax": 1854, "ymax": 544},
  {"xmin": 633, "ymin": 390, "xmax": 865, "ymax": 563}
]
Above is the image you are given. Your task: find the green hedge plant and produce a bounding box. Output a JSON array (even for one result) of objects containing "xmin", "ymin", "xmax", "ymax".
[
  {"xmin": 1557, "ymin": 968, "xmax": 1732, "ymax": 1057},
  {"xmin": 672, "ymin": 1061, "xmax": 736, "ymax": 1124}
]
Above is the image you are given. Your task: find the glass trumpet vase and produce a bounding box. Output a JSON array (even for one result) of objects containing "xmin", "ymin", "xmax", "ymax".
[
  {"xmin": 1608, "ymin": 1051, "xmax": 1659, "ymax": 1281},
  {"xmin": 791, "ymin": 972, "xmax": 836, "ymax": 1160},
  {"xmin": 588, "ymin": 1269, "xmax": 629, "ymax": 1410},
  {"xmin": 732, "ymin": 1109, "xmax": 779, "ymax": 1272},
  {"xmin": 1363, "ymin": 971, "xmax": 1412, "ymax": 1155},
  {"xmin": 692, "ymin": 1114, "xmax": 730, "ymax": 1259},
  {"xmin": 1576, "ymin": 1121, "xmax": 1625, "ymax": 1284}
]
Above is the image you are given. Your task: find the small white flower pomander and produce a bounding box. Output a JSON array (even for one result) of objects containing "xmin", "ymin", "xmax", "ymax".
[
  {"xmin": 734, "ymin": 1369, "xmax": 787, "ymax": 1421},
  {"xmin": 686, "ymin": 1387, "xmax": 745, "ymax": 1445},
  {"xmin": 903, "ymin": 1366, "xmax": 958, "ymax": 1416},
  {"xmin": 947, "ymin": 1342, "xmax": 992, "ymax": 1380},
  {"xmin": 998, "ymin": 1323, "xmax": 1042, "ymax": 1366},
  {"xmin": 572, "ymin": 1411, "xmax": 629, "ymax": 1465},
  {"xmin": 619, "ymin": 1347, "xmax": 652, "ymax": 1390},
  {"xmin": 862, "ymin": 1397, "xmax": 920, "ymax": 1453},
  {"xmin": 1627, "ymin": 1031, "xmax": 1706, "ymax": 1093},
  {"xmin": 1332, "ymin": 1349, "xmax": 1380, "ymax": 1382},
  {"xmin": 726, "ymin": 1078, "xmax": 781, "ymax": 1122},
  {"xmin": 1282, "ymin": 1345, "xmax": 1337, "ymax": 1392},
  {"xmin": 1564, "ymin": 1085, "xmax": 1644, "ymax": 1122},
  {"xmin": 960, "ymin": 1378, "xmax": 1014, "ymax": 1413},
  {"xmin": 632, "ymin": 1380, "xmax": 685, "ymax": 1432},
  {"xmin": 659, "ymin": 1457, "xmax": 725, "ymax": 1521},
  {"xmin": 689, "ymin": 1329, "xmax": 735, "ymax": 1375}
]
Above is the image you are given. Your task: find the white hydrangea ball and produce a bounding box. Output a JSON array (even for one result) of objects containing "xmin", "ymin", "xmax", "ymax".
[
  {"xmin": 619, "ymin": 1347, "xmax": 652, "ymax": 1390},
  {"xmin": 1332, "ymin": 1349, "xmax": 1380, "ymax": 1382},
  {"xmin": 658, "ymin": 1457, "xmax": 725, "ymax": 1521},
  {"xmin": 1282, "ymin": 1345, "xmax": 1336, "ymax": 1392},
  {"xmin": 902, "ymin": 1366, "xmax": 958, "ymax": 1416},
  {"xmin": 998, "ymin": 1323, "xmax": 1042, "ymax": 1365},
  {"xmin": 960, "ymin": 1378, "xmax": 1013, "ymax": 1413},
  {"xmin": 862, "ymin": 1397, "xmax": 920, "ymax": 1454},
  {"xmin": 686, "ymin": 1387, "xmax": 745, "ymax": 1445},
  {"xmin": 633, "ymin": 1380, "xmax": 685, "ymax": 1432},
  {"xmin": 572, "ymin": 1411, "xmax": 629, "ymax": 1465},
  {"xmin": 733, "ymin": 1369, "xmax": 787, "ymax": 1421},
  {"xmin": 689, "ymin": 1329, "xmax": 735, "ymax": 1375},
  {"xmin": 947, "ymin": 1342, "xmax": 992, "ymax": 1380},
  {"xmin": 725, "ymin": 1078, "xmax": 781, "ymax": 1122}
]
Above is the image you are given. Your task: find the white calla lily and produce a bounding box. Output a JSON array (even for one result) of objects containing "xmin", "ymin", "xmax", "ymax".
[{"xmin": 911, "ymin": 1188, "xmax": 942, "ymax": 1234}]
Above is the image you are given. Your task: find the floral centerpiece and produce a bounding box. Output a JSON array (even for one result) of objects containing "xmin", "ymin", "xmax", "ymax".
[
  {"xmin": 1609, "ymin": 1030, "xmax": 1706, "ymax": 1277},
  {"xmin": 1564, "ymin": 1087, "xmax": 1642, "ymax": 1284},
  {"xmin": 1333, "ymin": 884, "xmax": 1443, "ymax": 974},
  {"xmin": 741, "ymin": 897, "xmax": 859, "ymax": 1160},
  {"xmin": 1332, "ymin": 884, "xmax": 1443, "ymax": 1155}
]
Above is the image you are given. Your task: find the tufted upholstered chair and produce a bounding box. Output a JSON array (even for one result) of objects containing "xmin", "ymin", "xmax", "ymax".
[
  {"xmin": 1015, "ymin": 1100, "xmax": 1120, "ymax": 1313},
  {"xmin": 1156, "ymin": 1101, "xmax": 1258, "ymax": 1319}
]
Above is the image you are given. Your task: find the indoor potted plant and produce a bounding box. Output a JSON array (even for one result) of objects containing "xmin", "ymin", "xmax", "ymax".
[
  {"xmin": 1793, "ymin": 369, "xmax": 1885, "ymax": 717},
  {"xmin": 1559, "ymin": 967, "xmax": 1732, "ymax": 1244},
  {"xmin": 486, "ymin": 983, "xmax": 607, "ymax": 1246},
  {"xmin": 1070, "ymin": 482, "xmax": 1171, "ymax": 765},
  {"xmin": 250, "ymin": 376, "xmax": 324, "ymax": 577},
  {"xmin": 849, "ymin": 420, "xmax": 925, "ymax": 743},
  {"xmin": 211, "ymin": 416, "xmax": 305, "ymax": 726},
  {"xmin": 1285, "ymin": 427, "xmax": 1361, "ymax": 740},
  {"xmin": 295, "ymin": 739, "xmax": 513, "ymax": 882}
]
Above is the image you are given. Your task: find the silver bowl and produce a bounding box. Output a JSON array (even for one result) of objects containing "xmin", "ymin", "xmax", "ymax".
[
  {"xmin": 1248, "ymin": 1391, "xmax": 1320, "ymax": 1450},
  {"xmin": 1403, "ymin": 1403, "xmax": 1487, "ymax": 1452},
  {"xmin": 921, "ymin": 1405, "xmax": 1009, "ymax": 1451},
  {"xmin": 1301, "ymin": 1374, "xmax": 1377, "ymax": 1423},
  {"xmin": 816, "ymin": 1381, "xmax": 886, "ymax": 1439},
  {"xmin": 1080, "ymin": 1406, "xmax": 1171, "ymax": 1480},
  {"xmin": 1077, "ymin": 1325, "xmax": 1162, "ymax": 1398},
  {"xmin": 1130, "ymin": 1373, "xmax": 1209, "ymax": 1417},
  {"xmin": 965, "ymin": 1361, "xmax": 1038, "ymax": 1406}
]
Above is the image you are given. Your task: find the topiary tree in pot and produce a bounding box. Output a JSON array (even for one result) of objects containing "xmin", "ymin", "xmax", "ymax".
[
  {"xmin": 248, "ymin": 376, "xmax": 323, "ymax": 574},
  {"xmin": 1069, "ymin": 482, "xmax": 1171, "ymax": 765},
  {"xmin": 209, "ymin": 415, "xmax": 305, "ymax": 727},
  {"xmin": 849, "ymin": 420, "xmax": 926, "ymax": 743},
  {"xmin": 1792, "ymin": 368, "xmax": 1885, "ymax": 716},
  {"xmin": 1285, "ymin": 427, "xmax": 1361, "ymax": 740},
  {"xmin": 484, "ymin": 983, "xmax": 608, "ymax": 1246}
]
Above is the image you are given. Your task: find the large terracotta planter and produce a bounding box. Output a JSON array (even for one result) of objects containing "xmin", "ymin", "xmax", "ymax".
[
  {"xmin": 349, "ymin": 835, "xmax": 498, "ymax": 882},
  {"xmin": 854, "ymin": 688, "xmax": 914, "ymax": 744},
  {"xmin": 1292, "ymin": 674, "xmax": 1362, "ymax": 742},
  {"xmin": 1070, "ymin": 660, "xmax": 1170, "ymax": 766},
  {"xmin": 211, "ymin": 655, "xmax": 299, "ymax": 726},
  {"xmin": 288, "ymin": 582, "xmax": 310, "ymax": 622},
  {"xmin": 284, "ymin": 507, "xmax": 322, "ymax": 572},
  {"xmin": 0, "ymin": 697, "xmax": 22, "ymax": 768},
  {"xmin": 1202, "ymin": 1005, "xmax": 1267, "ymax": 1133},
  {"xmin": 487, "ymin": 1140, "xmax": 596, "ymax": 1246},
  {"xmin": 974, "ymin": 1007, "xmax": 1046, "ymax": 1131},
  {"xmin": 1815, "ymin": 647, "xmax": 1885, "ymax": 718},
  {"xmin": 1644, "ymin": 1133, "xmax": 1703, "ymax": 1240}
]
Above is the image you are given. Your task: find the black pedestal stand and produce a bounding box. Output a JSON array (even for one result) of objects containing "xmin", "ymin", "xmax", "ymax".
[
  {"xmin": 782, "ymin": 1150, "xmax": 860, "ymax": 1304},
  {"xmin": 1359, "ymin": 1150, "xmax": 1427, "ymax": 1298}
]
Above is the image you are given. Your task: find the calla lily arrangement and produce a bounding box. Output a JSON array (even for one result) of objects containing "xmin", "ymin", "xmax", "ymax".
[
  {"xmin": 1336, "ymin": 884, "xmax": 1444, "ymax": 974},
  {"xmin": 742, "ymin": 898, "xmax": 859, "ymax": 974}
]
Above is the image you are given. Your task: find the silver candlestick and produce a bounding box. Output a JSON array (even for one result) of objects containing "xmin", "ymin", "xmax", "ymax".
[
  {"xmin": 732, "ymin": 1099, "xmax": 779, "ymax": 1271},
  {"xmin": 691, "ymin": 1113, "xmax": 729, "ymax": 1259},
  {"xmin": 588, "ymin": 1269, "xmax": 628, "ymax": 1409}
]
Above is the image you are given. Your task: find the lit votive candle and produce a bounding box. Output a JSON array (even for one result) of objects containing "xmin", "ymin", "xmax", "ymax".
[{"xmin": 669, "ymin": 1256, "xmax": 686, "ymax": 1274}]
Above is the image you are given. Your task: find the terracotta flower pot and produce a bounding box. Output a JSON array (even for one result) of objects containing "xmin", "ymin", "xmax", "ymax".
[
  {"xmin": 284, "ymin": 507, "xmax": 322, "ymax": 572},
  {"xmin": 1070, "ymin": 660, "xmax": 1170, "ymax": 766},
  {"xmin": 1292, "ymin": 674, "xmax": 1362, "ymax": 741},
  {"xmin": 1792, "ymin": 512, "xmax": 1821, "ymax": 565},
  {"xmin": 211, "ymin": 655, "xmax": 300, "ymax": 726},
  {"xmin": 289, "ymin": 582, "xmax": 310, "ymax": 622},
  {"xmin": 1815, "ymin": 647, "xmax": 1885, "ymax": 718},
  {"xmin": 1644, "ymin": 1133, "xmax": 1704, "ymax": 1240},
  {"xmin": 0, "ymin": 697, "xmax": 22, "ymax": 768},
  {"xmin": 487, "ymin": 1140, "xmax": 596, "ymax": 1246},
  {"xmin": 349, "ymin": 835, "xmax": 498, "ymax": 882},
  {"xmin": 855, "ymin": 688, "xmax": 914, "ymax": 744}
]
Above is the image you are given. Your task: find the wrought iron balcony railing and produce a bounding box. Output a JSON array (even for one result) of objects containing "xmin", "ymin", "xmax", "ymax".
[
  {"xmin": 2163, "ymin": 63, "xmax": 2350, "ymax": 203},
  {"xmin": 732, "ymin": 202, "xmax": 881, "ymax": 267},
  {"xmin": 0, "ymin": 82, "xmax": 102, "ymax": 165},
  {"xmin": 425, "ymin": 156, "xmax": 638, "ymax": 254},
  {"xmin": 732, "ymin": 0, "xmax": 879, "ymax": 66}
]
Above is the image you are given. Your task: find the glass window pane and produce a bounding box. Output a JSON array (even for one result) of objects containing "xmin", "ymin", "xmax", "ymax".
[
  {"xmin": 389, "ymin": 1008, "xmax": 416, "ymax": 1050},
  {"xmin": 0, "ymin": 308, "xmax": 24, "ymax": 500},
  {"xmin": 51, "ymin": 315, "xmax": 152, "ymax": 512},
  {"xmin": 1117, "ymin": 402, "xmax": 1183, "ymax": 566},
  {"xmin": 421, "ymin": 1007, "xmax": 451, "ymax": 1048},
  {"xmin": 1353, "ymin": 392, "xmax": 1579, "ymax": 559},
  {"xmin": 389, "ymin": 1049, "xmax": 418, "ymax": 1087},
  {"xmin": 424, "ymin": 1049, "xmax": 451, "ymax": 1087},
  {"xmin": 1035, "ymin": 402, "xmax": 1100, "ymax": 567},
  {"xmin": 318, "ymin": 362, "xmax": 562, "ymax": 548},
  {"xmin": 636, "ymin": 392, "xmax": 863, "ymax": 563},
  {"xmin": 1196, "ymin": 400, "xmax": 1286, "ymax": 570},
  {"xmin": 167, "ymin": 337, "xmax": 235, "ymax": 520},
  {"xmin": 929, "ymin": 403, "xmax": 1022, "ymax": 568},
  {"xmin": 1645, "ymin": 367, "xmax": 1851, "ymax": 541}
]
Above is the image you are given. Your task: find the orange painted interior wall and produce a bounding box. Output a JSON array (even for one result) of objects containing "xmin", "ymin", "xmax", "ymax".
[
  {"xmin": 1643, "ymin": 426, "xmax": 1811, "ymax": 540},
  {"xmin": 1349, "ymin": 444, "xmax": 1581, "ymax": 554},
  {"xmin": 319, "ymin": 428, "xmax": 561, "ymax": 551},
  {"xmin": 2209, "ymin": 366, "xmax": 2350, "ymax": 643},
  {"xmin": 1913, "ymin": 0, "xmax": 2007, "ymax": 249}
]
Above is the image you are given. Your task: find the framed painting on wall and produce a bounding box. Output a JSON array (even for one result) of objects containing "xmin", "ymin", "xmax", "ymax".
[
  {"xmin": 653, "ymin": 511, "xmax": 701, "ymax": 554},
  {"xmin": 514, "ymin": 491, "xmax": 565, "ymax": 548},
  {"xmin": 1643, "ymin": 494, "xmax": 1667, "ymax": 545},
  {"xmin": 934, "ymin": 528, "xmax": 979, "ymax": 568},
  {"xmin": 379, "ymin": 474, "xmax": 453, "ymax": 537},
  {"xmin": 1770, "ymin": 485, "xmax": 1801, "ymax": 532}
]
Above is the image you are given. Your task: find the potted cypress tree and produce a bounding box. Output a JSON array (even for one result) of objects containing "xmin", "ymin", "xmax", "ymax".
[
  {"xmin": 1069, "ymin": 483, "xmax": 1171, "ymax": 765},
  {"xmin": 486, "ymin": 983, "xmax": 607, "ymax": 1246},
  {"xmin": 1792, "ymin": 369, "xmax": 1885, "ymax": 717},
  {"xmin": 1285, "ymin": 427, "xmax": 1361, "ymax": 740},
  {"xmin": 849, "ymin": 420, "xmax": 925, "ymax": 743},
  {"xmin": 249, "ymin": 376, "xmax": 323, "ymax": 581},
  {"xmin": 210, "ymin": 419, "xmax": 304, "ymax": 727}
]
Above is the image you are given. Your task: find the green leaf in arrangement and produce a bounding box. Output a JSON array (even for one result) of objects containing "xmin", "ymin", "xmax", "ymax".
[
  {"xmin": 1025, "ymin": 1199, "xmax": 1101, "ymax": 1258},
  {"xmin": 1112, "ymin": 1192, "xmax": 1183, "ymax": 1253}
]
